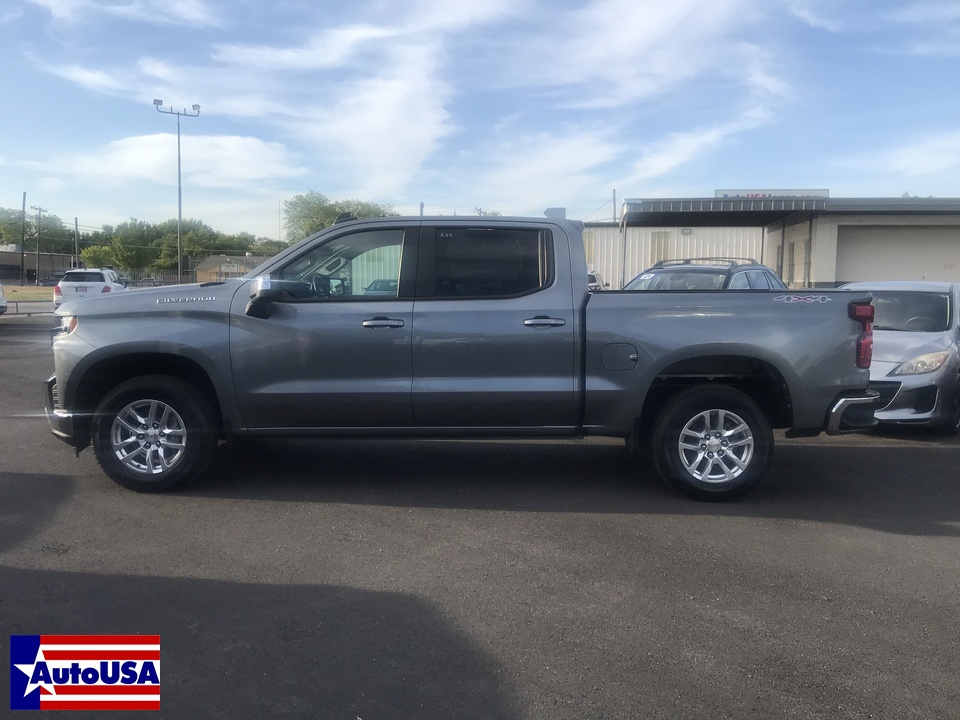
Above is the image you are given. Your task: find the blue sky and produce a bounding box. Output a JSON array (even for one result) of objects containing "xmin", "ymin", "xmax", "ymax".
[{"xmin": 1, "ymin": 0, "xmax": 959, "ymax": 240}]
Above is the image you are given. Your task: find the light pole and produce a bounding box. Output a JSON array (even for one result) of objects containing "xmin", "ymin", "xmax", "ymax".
[
  {"xmin": 153, "ymin": 98, "xmax": 200, "ymax": 284},
  {"xmin": 30, "ymin": 205, "xmax": 46, "ymax": 285}
]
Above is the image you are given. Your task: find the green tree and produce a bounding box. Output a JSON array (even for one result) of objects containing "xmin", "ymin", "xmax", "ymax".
[
  {"xmin": 80, "ymin": 245, "xmax": 116, "ymax": 268},
  {"xmin": 112, "ymin": 219, "xmax": 162, "ymax": 271},
  {"xmin": 474, "ymin": 207, "xmax": 502, "ymax": 216},
  {"xmin": 283, "ymin": 191, "xmax": 398, "ymax": 243},
  {"xmin": 0, "ymin": 207, "xmax": 26, "ymax": 246}
]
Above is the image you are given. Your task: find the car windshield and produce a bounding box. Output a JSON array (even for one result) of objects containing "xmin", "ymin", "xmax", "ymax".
[
  {"xmin": 870, "ymin": 291, "xmax": 951, "ymax": 332},
  {"xmin": 624, "ymin": 271, "xmax": 725, "ymax": 291}
]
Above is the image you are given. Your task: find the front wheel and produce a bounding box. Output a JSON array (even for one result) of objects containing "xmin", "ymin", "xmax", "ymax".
[
  {"xmin": 933, "ymin": 391, "xmax": 960, "ymax": 437},
  {"xmin": 91, "ymin": 375, "xmax": 218, "ymax": 492},
  {"xmin": 651, "ymin": 386, "xmax": 773, "ymax": 501}
]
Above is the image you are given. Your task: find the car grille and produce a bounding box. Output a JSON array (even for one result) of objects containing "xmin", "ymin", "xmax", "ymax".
[
  {"xmin": 51, "ymin": 382, "xmax": 60, "ymax": 410},
  {"xmin": 869, "ymin": 381, "xmax": 901, "ymax": 410}
]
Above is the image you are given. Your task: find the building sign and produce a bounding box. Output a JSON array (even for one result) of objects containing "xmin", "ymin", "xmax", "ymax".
[{"xmin": 715, "ymin": 189, "xmax": 829, "ymax": 199}]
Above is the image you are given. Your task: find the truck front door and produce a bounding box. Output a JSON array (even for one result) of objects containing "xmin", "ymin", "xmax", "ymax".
[{"xmin": 230, "ymin": 226, "xmax": 417, "ymax": 429}]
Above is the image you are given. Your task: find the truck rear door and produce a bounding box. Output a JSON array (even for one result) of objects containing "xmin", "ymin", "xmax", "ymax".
[{"xmin": 410, "ymin": 224, "xmax": 579, "ymax": 429}]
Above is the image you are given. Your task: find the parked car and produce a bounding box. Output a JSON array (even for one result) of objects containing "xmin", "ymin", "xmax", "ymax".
[
  {"xmin": 363, "ymin": 278, "xmax": 399, "ymax": 296},
  {"xmin": 840, "ymin": 281, "xmax": 960, "ymax": 435},
  {"xmin": 587, "ymin": 271, "xmax": 608, "ymax": 291},
  {"xmin": 624, "ymin": 258, "xmax": 788, "ymax": 291},
  {"xmin": 54, "ymin": 268, "xmax": 127, "ymax": 309},
  {"xmin": 39, "ymin": 274, "xmax": 65, "ymax": 287},
  {"xmin": 0, "ymin": 283, "xmax": 6, "ymax": 316}
]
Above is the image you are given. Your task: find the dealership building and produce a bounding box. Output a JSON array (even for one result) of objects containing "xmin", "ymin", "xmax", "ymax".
[{"xmin": 584, "ymin": 192, "xmax": 960, "ymax": 289}]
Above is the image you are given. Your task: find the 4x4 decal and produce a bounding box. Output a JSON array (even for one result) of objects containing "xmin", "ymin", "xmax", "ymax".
[{"xmin": 774, "ymin": 295, "xmax": 832, "ymax": 303}]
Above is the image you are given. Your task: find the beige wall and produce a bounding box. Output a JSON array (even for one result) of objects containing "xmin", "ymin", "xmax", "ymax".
[{"xmin": 587, "ymin": 225, "xmax": 764, "ymax": 289}]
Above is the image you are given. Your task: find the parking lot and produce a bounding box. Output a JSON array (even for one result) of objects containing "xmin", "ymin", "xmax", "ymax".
[{"xmin": 2, "ymin": 312, "xmax": 959, "ymax": 719}]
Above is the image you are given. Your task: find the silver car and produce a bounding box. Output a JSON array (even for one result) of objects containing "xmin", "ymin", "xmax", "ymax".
[{"xmin": 841, "ymin": 281, "xmax": 960, "ymax": 435}]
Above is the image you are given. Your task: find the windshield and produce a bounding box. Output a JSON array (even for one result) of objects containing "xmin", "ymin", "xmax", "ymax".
[
  {"xmin": 624, "ymin": 271, "xmax": 725, "ymax": 291},
  {"xmin": 870, "ymin": 291, "xmax": 951, "ymax": 332}
]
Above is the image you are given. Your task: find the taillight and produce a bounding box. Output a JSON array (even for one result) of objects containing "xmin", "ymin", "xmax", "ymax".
[
  {"xmin": 848, "ymin": 301, "xmax": 874, "ymax": 369},
  {"xmin": 54, "ymin": 286, "xmax": 62, "ymax": 297},
  {"xmin": 101, "ymin": 286, "xmax": 111, "ymax": 294}
]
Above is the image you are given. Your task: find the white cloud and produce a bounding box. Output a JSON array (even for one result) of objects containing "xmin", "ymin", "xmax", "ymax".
[
  {"xmin": 786, "ymin": 0, "xmax": 851, "ymax": 32},
  {"xmin": 439, "ymin": 128, "xmax": 625, "ymax": 214},
  {"xmin": 0, "ymin": 6, "xmax": 24, "ymax": 22},
  {"xmin": 493, "ymin": 0, "xmax": 774, "ymax": 109},
  {"xmin": 617, "ymin": 106, "xmax": 772, "ymax": 186},
  {"xmin": 46, "ymin": 134, "xmax": 307, "ymax": 189},
  {"xmin": 868, "ymin": 132, "xmax": 960, "ymax": 177},
  {"xmin": 28, "ymin": 0, "xmax": 220, "ymax": 25}
]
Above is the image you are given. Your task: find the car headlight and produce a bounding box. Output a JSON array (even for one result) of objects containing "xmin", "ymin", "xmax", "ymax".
[{"xmin": 891, "ymin": 351, "xmax": 949, "ymax": 375}]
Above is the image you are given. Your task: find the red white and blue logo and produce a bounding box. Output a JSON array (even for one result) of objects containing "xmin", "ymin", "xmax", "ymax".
[{"xmin": 10, "ymin": 635, "xmax": 160, "ymax": 711}]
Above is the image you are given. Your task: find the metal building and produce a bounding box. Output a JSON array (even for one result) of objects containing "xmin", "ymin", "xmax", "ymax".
[{"xmin": 589, "ymin": 196, "xmax": 960, "ymax": 289}]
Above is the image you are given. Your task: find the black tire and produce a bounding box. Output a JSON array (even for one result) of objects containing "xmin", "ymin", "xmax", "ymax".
[
  {"xmin": 933, "ymin": 392, "xmax": 960, "ymax": 437},
  {"xmin": 651, "ymin": 386, "xmax": 773, "ymax": 501},
  {"xmin": 91, "ymin": 375, "xmax": 218, "ymax": 492}
]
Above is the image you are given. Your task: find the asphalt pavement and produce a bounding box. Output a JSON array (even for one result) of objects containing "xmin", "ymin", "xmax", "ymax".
[{"xmin": 2, "ymin": 313, "xmax": 959, "ymax": 719}]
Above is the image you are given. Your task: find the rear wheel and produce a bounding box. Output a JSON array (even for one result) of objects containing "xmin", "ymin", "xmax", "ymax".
[
  {"xmin": 91, "ymin": 375, "xmax": 217, "ymax": 492},
  {"xmin": 651, "ymin": 386, "xmax": 773, "ymax": 501}
]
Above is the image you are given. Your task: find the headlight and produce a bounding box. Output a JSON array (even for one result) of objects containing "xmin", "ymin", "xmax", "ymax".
[{"xmin": 891, "ymin": 351, "xmax": 949, "ymax": 375}]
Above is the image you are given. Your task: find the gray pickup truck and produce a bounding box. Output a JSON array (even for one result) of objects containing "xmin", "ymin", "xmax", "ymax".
[{"xmin": 45, "ymin": 216, "xmax": 878, "ymax": 500}]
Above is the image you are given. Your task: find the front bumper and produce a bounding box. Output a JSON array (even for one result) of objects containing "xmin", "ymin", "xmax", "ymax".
[
  {"xmin": 869, "ymin": 372, "xmax": 958, "ymax": 427},
  {"xmin": 44, "ymin": 374, "xmax": 90, "ymax": 451},
  {"xmin": 825, "ymin": 390, "xmax": 880, "ymax": 434}
]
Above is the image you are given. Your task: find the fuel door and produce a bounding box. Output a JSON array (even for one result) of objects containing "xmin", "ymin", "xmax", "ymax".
[{"xmin": 601, "ymin": 343, "xmax": 639, "ymax": 372}]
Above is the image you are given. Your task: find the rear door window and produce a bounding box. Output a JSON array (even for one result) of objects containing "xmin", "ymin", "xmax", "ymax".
[{"xmin": 417, "ymin": 227, "xmax": 553, "ymax": 298}]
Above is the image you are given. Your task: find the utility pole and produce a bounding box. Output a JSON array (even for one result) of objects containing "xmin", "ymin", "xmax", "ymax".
[
  {"xmin": 74, "ymin": 217, "xmax": 80, "ymax": 268},
  {"xmin": 30, "ymin": 205, "xmax": 46, "ymax": 285},
  {"xmin": 19, "ymin": 192, "xmax": 26, "ymax": 286}
]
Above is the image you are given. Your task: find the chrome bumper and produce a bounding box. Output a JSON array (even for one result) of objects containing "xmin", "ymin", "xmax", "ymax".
[{"xmin": 826, "ymin": 390, "xmax": 880, "ymax": 434}]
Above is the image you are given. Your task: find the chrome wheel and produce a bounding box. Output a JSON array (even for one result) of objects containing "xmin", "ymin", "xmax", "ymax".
[
  {"xmin": 110, "ymin": 398, "xmax": 187, "ymax": 475},
  {"xmin": 678, "ymin": 408, "xmax": 755, "ymax": 484}
]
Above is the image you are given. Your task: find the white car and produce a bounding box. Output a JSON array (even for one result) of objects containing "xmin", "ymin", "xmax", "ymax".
[
  {"xmin": 0, "ymin": 282, "xmax": 7, "ymax": 316},
  {"xmin": 54, "ymin": 268, "xmax": 127, "ymax": 309}
]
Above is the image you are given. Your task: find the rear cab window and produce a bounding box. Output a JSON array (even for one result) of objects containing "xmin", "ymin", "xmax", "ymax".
[{"xmin": 416, "ymin": 226, "xmax": 554, "ymax": 299}]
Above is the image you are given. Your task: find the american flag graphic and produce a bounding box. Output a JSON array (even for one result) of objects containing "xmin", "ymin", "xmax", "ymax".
[{"xmin": 10, "ymin": 635, "xmax": 161, "ymax": 711}]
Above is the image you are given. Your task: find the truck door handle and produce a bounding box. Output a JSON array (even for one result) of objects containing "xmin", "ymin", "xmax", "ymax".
[
  {"xmin": 523, "ymin": 316, "xmax": 566, "ymax": 328},
  {"xmin": 362, "ymin": 317, "xmax": 405, "ymax": 329}
]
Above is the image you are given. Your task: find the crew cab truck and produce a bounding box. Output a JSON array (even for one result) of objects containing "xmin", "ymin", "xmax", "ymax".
[{"xmin": 45, "ymin": 216, "xmax": 878, "ymax": 500}]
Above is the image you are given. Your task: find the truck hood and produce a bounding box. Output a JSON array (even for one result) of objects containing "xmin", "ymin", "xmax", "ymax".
[{"xmin": 55, "ymin": 279, "xmax": 248, "ymax": 317}]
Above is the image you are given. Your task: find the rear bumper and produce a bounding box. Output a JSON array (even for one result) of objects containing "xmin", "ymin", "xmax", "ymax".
[{"xmin": 826, "ymin": 390, "xmax": 880, "ymax": 434}]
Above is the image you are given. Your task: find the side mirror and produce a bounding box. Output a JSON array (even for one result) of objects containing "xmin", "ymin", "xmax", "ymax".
[{"xmin": 245, "ymin": 277, "xmax": 280, "ymax": 319}]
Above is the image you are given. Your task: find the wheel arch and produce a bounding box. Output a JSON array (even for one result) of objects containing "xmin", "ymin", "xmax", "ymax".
[
  {"xmin": 69, "ymin": 352, "xmax": 225, "ymax": 444},
  {"xmin": 634, "ymin": 353, "xmax": 794, "ymax": 440}
]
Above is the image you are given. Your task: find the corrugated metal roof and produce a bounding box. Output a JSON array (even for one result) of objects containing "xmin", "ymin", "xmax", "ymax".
[{"xmin": 620, "ymin": 197, "xmax": 960, "ymax": 227}]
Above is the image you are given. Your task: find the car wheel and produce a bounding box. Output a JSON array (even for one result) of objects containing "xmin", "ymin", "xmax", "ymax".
[
  {"xmin": 651, "ymin": 386, "xmax": 773, "ymax": 501},
  {"xmin": 934, "ymin": 392, "xmax": 960, "ymax": 437},
  {"xmin": 91, "ymin": 375, "xmax": 218, "ymax": 492}
]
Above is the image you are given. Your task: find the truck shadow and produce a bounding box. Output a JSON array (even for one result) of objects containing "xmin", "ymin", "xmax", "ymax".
[
  {"xmin": 0, "ymin": 565, "xmax": 520, "ymax": 720},
  {"xmin": 185, "ymin": 436, "xmax": 960, "ymax": 538}
]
